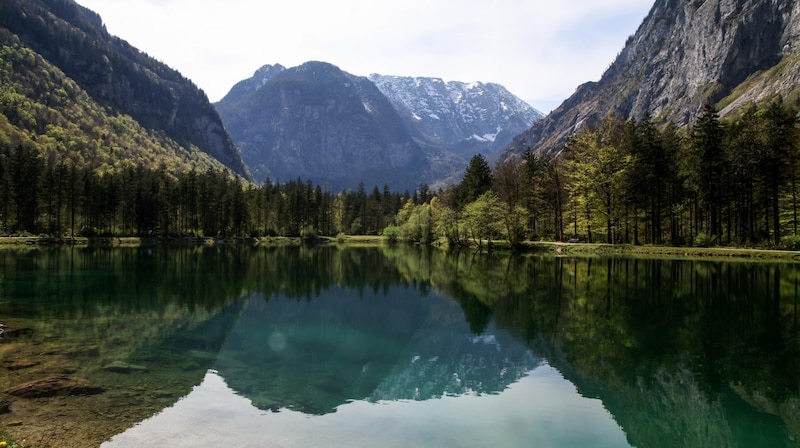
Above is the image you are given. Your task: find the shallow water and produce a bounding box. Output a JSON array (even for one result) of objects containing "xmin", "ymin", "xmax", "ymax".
[{"xmin": 0, "ymin": 246, "xmax": 798, "ymax": 447}]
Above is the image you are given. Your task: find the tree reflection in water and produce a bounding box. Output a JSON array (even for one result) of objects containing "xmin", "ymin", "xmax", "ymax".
[{"xmin": 0, "ymin": 246, "xmax": 798, "ymax": 447}]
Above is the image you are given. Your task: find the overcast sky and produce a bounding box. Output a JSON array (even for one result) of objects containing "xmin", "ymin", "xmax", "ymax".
[{"xmin": 75, "ymin": 0, "xmax": 654, "ymax": 114}]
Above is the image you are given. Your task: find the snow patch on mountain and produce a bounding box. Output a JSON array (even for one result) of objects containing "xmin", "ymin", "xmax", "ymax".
[{"xmin": 369, "ymin": 74, "xmax": 544, "ymax": 156}]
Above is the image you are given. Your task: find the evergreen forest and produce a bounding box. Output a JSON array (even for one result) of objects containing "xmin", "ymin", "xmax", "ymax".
[{"xmin": 1, "ymin": 100, "xmax": 799, "ymax": 250}]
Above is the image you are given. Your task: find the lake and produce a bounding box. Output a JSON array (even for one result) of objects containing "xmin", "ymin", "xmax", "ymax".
[{"xmin": 0, "ymin": 245, "xmax": 798, "ymax": 447}]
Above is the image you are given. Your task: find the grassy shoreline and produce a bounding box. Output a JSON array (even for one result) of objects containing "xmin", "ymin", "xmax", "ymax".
[
  {"xmin": 513, "ymin": 241, "xmax": 800, "ymax": 260},
  {"xmin": 1, "ymin": 236, "xmax": 799, "ymax": 260}
]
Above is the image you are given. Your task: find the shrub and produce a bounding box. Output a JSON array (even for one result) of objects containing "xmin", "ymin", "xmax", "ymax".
[
  {"xmin": 780, "ymin": 234, "xmax": 800, "ymax": 251},
  {"xmin": 79, "ymin": 226, "xmax": 98, "ymax": 237},
  {"xmin": 693, "ymin": 232, "xmax": 717, "ymax": 248},
  {"xmin": 301, "ymin": 225, "xmax": 318, "ymax": 242},
  {"xmin": 382, "ymin": 225, "xmax": 401, "ymax": 243}
]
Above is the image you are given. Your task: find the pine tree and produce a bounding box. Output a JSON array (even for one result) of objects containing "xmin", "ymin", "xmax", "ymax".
[
  {"xmin": 454, "ymin": 154, "xmax": 493, "ymax": 210},
  {"xmin": 688, "ymin": 103, "xmax": 726, "ymax": 239}
]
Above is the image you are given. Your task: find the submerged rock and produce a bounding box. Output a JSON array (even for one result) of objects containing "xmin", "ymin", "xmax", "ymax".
[
  {"xmin": 7, "ymin": 376, "xmax": 105, "ymax": 398},
  {"xmin": 0, "ymin": 326, "xmax": 34, "ymax": 341},
  {"xmin": 102, "ymin": 361, "xmax": 148, "ymax": 374},
  {"xmin": 2, "ymin": 359, "xmax": 40, "ymax": 370}
]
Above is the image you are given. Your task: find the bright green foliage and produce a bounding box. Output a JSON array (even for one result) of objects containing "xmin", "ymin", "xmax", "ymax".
[
  {"xmin": 0, "ymin": 30, "xmax": 228, "ymax": 177},
  {"xmin": 564, "ymin": 116, "xmax": 631, "ymax": 243},
  {"xmin": 392, "ymin": 200, "xmax": 436, "ymax": 244},
  {"xmin": 461, "ymin": 191, "xmax": 505, "ymax": 249},
  {"xmin": 522, "ymin": 150, "xmax": 565, "ymax": 241},
  {"xmin": 434, "ymin": 200, "xmax": 463, "ymax": 246},
  {"xmin": 381, "ymin": 225, "xmax": 401, "ymax": 243}
]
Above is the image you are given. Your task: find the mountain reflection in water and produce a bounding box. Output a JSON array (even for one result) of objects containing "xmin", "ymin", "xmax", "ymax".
[
  {"xmin": 0, "ymin": 245, "xmax": 798, "ymax": 447},
  {"xmin": 211, "ymin": 287, "xmax": 540, "ymax": 415}
]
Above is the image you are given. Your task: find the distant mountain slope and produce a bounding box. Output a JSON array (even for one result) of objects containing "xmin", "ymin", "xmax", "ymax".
[
  {"xmin": 368, "ymin": 75, "xmax": 543, "ymax": 157},
  {"xmin": 502, "ymin": 0, "xmax": 800, "ymax": 157},
  {"xmin": 221, "ymin": 64, "xmax": 287, "ymax": 105},
  {"xmin": 217, "ymin": 63, "xmax": 541, "ymax": 190},
  {"xmin": 216, "ymin": 62, "xmax": 428, "ymax": 191},
  {"xmin": 0, "ymin": 0, "xmax": 250, "ymax": 178},
  {"xmin": 0, "ymin": 29, "xmax": 232, "ymax": 175}
]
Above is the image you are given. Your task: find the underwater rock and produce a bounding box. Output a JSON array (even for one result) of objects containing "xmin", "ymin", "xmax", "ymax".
[
  {"xmin": 7, "ymin": 376, "xmax": 105, "ymax": 398},
  {"xmin": 2, "ymin": 359, "xmax": 40, "ymax": 370},
  {"xmin": 67, "ymin": 345, "xmax": 101, "ymax": 358},
  {"xmin": 102, "ymin": 362, "xmax": 148, "ymax": 374},
  {"xmin": 0, "ymin": 326, "xmax": 34, "ymax": 341}
]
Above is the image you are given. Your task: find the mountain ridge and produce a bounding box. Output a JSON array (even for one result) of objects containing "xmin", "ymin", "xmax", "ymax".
[
  {"xmin": 216, "ymin": 62, "xmax": 541, "ymax": 190},
  {"xmin": 368, "ymin": 74, "xmax": 543, "ymax": 157},
  {"xmin": 501, "ymin": 0, "xmax": 800, "ymax": 158},
  {"xmin": 215, "ymin": 61, "xmax": 428, "ymax": 191},
  {"xmin": 0, "ymin": 0, "xmax": 250, "ymax": 178}
]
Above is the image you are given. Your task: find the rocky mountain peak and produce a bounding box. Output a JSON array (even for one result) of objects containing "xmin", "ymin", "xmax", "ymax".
[
  {"xmin": 502, "ymin": 0, "xmax": 800, "ymax": 158},
  {"xmin": 220, "ymin": 63, "xmax": 286, "ymax": 103},
  {"xmin": 215, "ymin": 62, "xmax": 427, "ymax": 191},
  {"xmin": 216, "ymin": 62, "xmax": 542, "ymax": 190},
  {"xmin": 369, "ymin": 74, "xmax": 543, "ymax": 157}
]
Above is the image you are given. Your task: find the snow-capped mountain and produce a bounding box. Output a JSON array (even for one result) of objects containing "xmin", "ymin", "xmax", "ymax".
[
  {"xmin": 215, "ymin": 62, "xmax": 428, "ymax": 191},
  {"xmin": 214, "ymin": 63, "xmax": 544, "ymax": 191},
  {"xmin": 369, "ymin": 74, "xmax": 544, "ymax": 157}
]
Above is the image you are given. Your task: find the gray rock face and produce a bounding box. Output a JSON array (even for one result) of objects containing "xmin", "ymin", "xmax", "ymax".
[
  {"xmin": 503, "ymin": 0, "xmax": 800, "ymax": 157},
  {"xmin": 220, "ymin": 64, "xmax": 287, "ymax": 104},
  {"xmin": 217, "ymin": 63, "xmax": 542, "ymax": 190},
  {"xmin": 369, "ymin": 74, "xmax": 543, "ymax": 157},
  {"xmin": 216, "ymin": 62, "xmax": 428, "ymax": 191}
]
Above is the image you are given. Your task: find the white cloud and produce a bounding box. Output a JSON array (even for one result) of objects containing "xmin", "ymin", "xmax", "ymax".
[{"xmin": 76, "ymin": 0, "xmax": 653, "ymax": 113}]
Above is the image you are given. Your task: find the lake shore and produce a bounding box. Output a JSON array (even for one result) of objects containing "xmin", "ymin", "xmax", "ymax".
[
  {"xmin": 514, "ymin": 241, "xmax": 800, "ymax": 260},
  {"xmin": 1, "ymin": 236, "xmax": 800, "ymax": 260}
]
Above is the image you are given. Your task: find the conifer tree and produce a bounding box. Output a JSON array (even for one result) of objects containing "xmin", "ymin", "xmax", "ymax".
[{"xmin": 454, "ymin": 154, "xmax": 493, "ymax": 210}]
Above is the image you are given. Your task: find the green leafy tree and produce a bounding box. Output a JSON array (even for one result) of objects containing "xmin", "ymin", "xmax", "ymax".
[
  {"xmin": 522, "ymin": 150, "xmax": 566, "ymax": 241},
  {"xmin": 461, "ymin": 191, "xmax": 504, "ymax": 249},
  {"xmin": 564, "ymin": 116, "xmax": 631, "ymax": 243}
]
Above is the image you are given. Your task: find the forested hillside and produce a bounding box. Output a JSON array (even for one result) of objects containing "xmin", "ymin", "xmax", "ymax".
[
  {"xmin": 0, "ymin": 0, "xmax": 250, "ymax": 178},
  {"xmin": 0, "ymin": 31, "xmax": 227, "ymax": 174}
]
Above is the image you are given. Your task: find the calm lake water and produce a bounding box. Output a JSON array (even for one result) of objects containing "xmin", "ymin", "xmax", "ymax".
[{"xmin": 0, "ymin": 245, "xmax": 799, "ymax": 447}]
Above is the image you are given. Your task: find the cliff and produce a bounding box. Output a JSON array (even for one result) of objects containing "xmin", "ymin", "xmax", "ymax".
[{"xmin": 503, "ymin": 0, "xmax": 800, "ymax": 157}]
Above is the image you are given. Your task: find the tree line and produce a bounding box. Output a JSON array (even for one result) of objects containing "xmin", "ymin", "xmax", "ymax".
[
  {"xmin": 391, "ymin": 99, "xmax": 800, "ymax": 249},
  {"xmin": 2, "ymin": 98, "xmax": 798, "ymax": 249},
  {"xmin": 0, "ymin": 144, "xmax": 418, "ymax": 238}
]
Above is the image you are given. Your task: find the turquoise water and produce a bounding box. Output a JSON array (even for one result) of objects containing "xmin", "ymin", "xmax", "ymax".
[{"xmin": 0, "ymin": 246, "xmax": 798, "ymax": 447}]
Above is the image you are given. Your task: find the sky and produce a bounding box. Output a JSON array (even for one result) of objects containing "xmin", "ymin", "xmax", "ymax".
[{"xmin": 75, "ymin": 0, "xmax": 654, "ymax": 114}]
